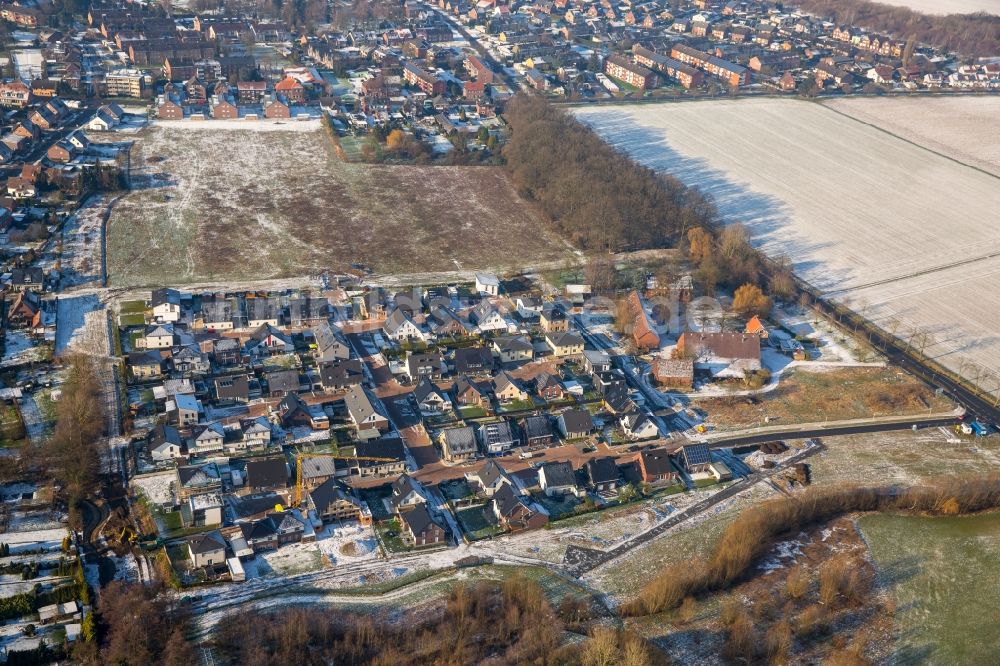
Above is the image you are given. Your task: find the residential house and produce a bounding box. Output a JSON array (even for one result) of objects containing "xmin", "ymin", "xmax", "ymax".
[
  {"xmin": 319, "ymin": 358, "xmax": 365, "ymax": 391},
  {"xmin": 148, "ymin": 423, "xmax": 184, "ymax": 461},
  {"xmin": 519, "ymin": 415, "xmax": 554, "ymax": 449},
  {"xmin": 129, "ymin": 350, "xmax": 162, "ymax": 380},
  {"xmin": 406, "ymin": 350, "xmax": 444, "ymax": 381},
  {"xmin": 344, "ymin": 385, "xmax": 389, "ymax": 436},
  {"xmin": 214, "ymin": 374, "xmax": 250, "ymax": 405},
  {"xmin": 440, "ymin": 426, "xmax": 478, "ymax": 461},
  {"xmin": 245, "ymin": 323, "xmax": 293, "ymax": 358},
  {"xmin": 311, "ymin": 321, "xmax": 350, "ymax": 362},
  {"xmin": 383, "ymin": 308, "xmax": 425, "ymax": 342},
  {"xmin": 428, "ymin": 305, "xmax": 471, "ymax": 338},
  {"xmin": 399, "ymin": 504, "xmax": 447, "ymax": 547},
  {"xmin": 244, "ymin": 457, "xmax": 290, "ymax": 494},
  {"xmin": 582, "ymin": 349, "xmax": 612, "ymax": 375},
  {"xmin": 624, "ymin": 291, "xmax": 660, "ymax": 351},
  {"xmin": 138, "ymin": 323, "xmax": 174, "ymax": 349},
  {"xmin": 239, "ymin": 511, "xmax": 307, "ymax": 551},
  {"xmin": 171, "ymin": 346, "xmax": 210, "ymax": 376},
  {"xmin": 187, "ymin": 531, "xmax": 226, "ymax": 568},
  {"xmin": 585, "ymin": 457, "xmax": 620, "ymax": 493},
  {"xmin": 453, "ymin": 346, "xmax": 493, "ymax": 376},
  {"xmin": 540, "ymin": 304, "xmax": 568, "ymax": 332},
  {"xmin": 470, "ymin": 301, "xmax": 508, "ymax": 333},
  {"xmin": 7, "ymin": 290, "xmax": 41, "ymax": 330},
  {"xmin": 546, "ymin": 331, "xmax": 584, "ymax": 357},
  {"xmin": 477, "ymin": 419, "xmax": 518, "ymax": 455},
  {"xmin": 278, "ymin": 392, "xmax": 329, "ymax": 430},
  {"xmin": 491, "ymin": 482, "xmax": 548, "ymax": 532},
  {"xmin": 170, "ymin": 393, "xmax": 201, "ymax": 428},
  {"xmin": 413, "ymin": 379, "xmax": 452, "ymax": 414},
  {"xmin": 308, "ymin": 478, "xmax": 372, "ymax": 525},
  {"xmin": 191, "ymin": 422, "xmax": 225, "ymax": 455},
  {"xmin": 351, "ymin": 437, "xmax": 407, "ymax": 477},
  {"xmin": 470, "ymin": 460, "xmax": 514, "ymax": 497},
  {"xmin": 264, "ymin": 369, "xmax": 300, "ymax": 397},
  {"xmin": 236, "ymin": 417, "xmax": 272, "ymax": 451},
  {"xmin": 453, "ymin": 376, "xmax": 490, "ymax": 410},
  {"xmin": 538, "ymin": 461, "xmax": 578, "ymax": 497},
  {"xmin": 151, "ymin": 288, "xmax": 182, "ymax": 322},
  {"xmin": 557, "ymin": 409, "xmax": 593, "ymax": 440},
  {"xmin": 390, "ymin": 474, "xmax": 430, "ymax": 513},
  {"xmin": 475, "ymin": 272, "xmax": 500, "ymax": 296},
  {"xmin": 493, "ymin": 335, "xmax": 533, "ymax": 365},
  {"xmin": 621, "ymin": 413, "xmax": 659, "ymax": 440},
  {"xmin": 492, "ymin": 371, "xmax": 528, "ymax": 404},
  {"xmin": 679, "ymin": 443, "xmax": 713, "ymax": 475},
  {"xmin": 176, "ymin": 463, "xmax": 222, "ymax": 501},
  {"xmin": 638, "ymin": 448, "xmax": 679, "ymax": 485}
]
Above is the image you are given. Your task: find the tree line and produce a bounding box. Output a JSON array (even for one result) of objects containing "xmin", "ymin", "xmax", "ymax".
[
  {"xmin": 212, "ymin": 576, "xmax": 666, "ymax": 665},
  {"xmin": 791, "ymin": 0, "xmax": 1000, "ymax": 56},
  {"xmin": 502, "ymin": 95, "xmax": 718, "ymax": 253},
  {"xmin": 622, "ymin": 474, "xmax": 1000, "ymax": 617}
]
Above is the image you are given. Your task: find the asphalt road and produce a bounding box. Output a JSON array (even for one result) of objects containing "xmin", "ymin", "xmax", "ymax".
[{"xmin": 703, "ymin": 414, "xmax": 963, "ymax": 449}]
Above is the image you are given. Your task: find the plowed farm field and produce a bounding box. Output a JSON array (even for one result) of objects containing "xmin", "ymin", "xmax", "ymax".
[
  {"xmin": 106, "ymin": 120, "xmax": 569, "ymax": 287},
  {"xmin": 575, "ymin": 97, "xmax": 1000, "ymax": 392}
]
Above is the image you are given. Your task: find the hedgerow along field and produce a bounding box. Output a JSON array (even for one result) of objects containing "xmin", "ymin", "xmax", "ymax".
[{"xmin": 105, "ymin": 121, "xmax": 571, "ymax": 287}]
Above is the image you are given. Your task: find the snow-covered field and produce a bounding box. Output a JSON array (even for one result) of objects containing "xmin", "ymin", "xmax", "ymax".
[
  {"xmin": 1, "ymin": 330, "xmax": 45, "ymax": 367},
  {"xmin": 575, "ymin": 98, "xmax": 1000, "ymax": 392},
  {"xmin": 863, "ymin": 0, "xmax": 1000, "ymax": 14},
  {"xmin": 825, "ymin": 96, "xmax": 1000, "ymax": 177},
  {"xmin": 130, "ymin": 472, "xmax": 175, "ymax": 506},
  {"xmin": 60, "ymin": 194, "xmax": 110, "ymax": 288}
]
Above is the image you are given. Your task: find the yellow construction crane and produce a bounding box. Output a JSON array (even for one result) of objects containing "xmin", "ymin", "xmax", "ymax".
[{"xmin": 294, "ymin": 452, "xmax": 399, "ymax": 505}]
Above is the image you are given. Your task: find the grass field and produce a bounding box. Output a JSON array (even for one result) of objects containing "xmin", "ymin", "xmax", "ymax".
[
  {"xmin": 575, "ymin": 98, "xmax": 1000, "ymax": 395},
  {"xmin": 697, "ymin": 366, "xmax": 955, "ymax": 432},
  {"xmin": 106, "ymin": 121, "xmax": 570, "ymax": 287},
  {"xmin": 860, "ymin": 511, "xmax": 1000, "ymax": 664}
]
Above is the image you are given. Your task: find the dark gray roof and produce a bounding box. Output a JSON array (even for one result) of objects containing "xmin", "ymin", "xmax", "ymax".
[
  {"xmin": 682, "ymin": 443, "xmax": 712, "ymax": 468},
  {"xmin": 559, "ymin": 409, "xmax": 593, "ymax": 434},
  {"xmin": 540, "ymin": 461, "xmax": 576, "ymax": 488},
  {"xmin": 399, "ymin": 503, "xmax": 442, "ymax": 537},
  {"xmin": 355, "ymin": 437, "xmax": 406, "ymax": 464},
  {"xmin": 453, "ymin": 346, "xmax": 493, "ymax": 374},
  {"xmin": 188, "ymin": 530, "xmax": 225, "ymax": 555},
  {"xmin": 309, "ymin": 478, "xmax": 356, "ymax": 512},
  {"xmin": 264, "ymin": 369, "xmax": 300, "ymax": 394},
  {"xmin": 520, "ymin": 414, "xmax": 553, "ymax": 440},
  {"xmin": 245, "ymin": 458, "xmax": 289, "ymax": 489},
  {"xmin": 585, "ymin": 457, "xmax": 620, "ymax": 485},
  {"xmin": 319, "ymin": 358, "xmax": 364, "ymax": 387},
  {"xmin": 442, "ymin": 426, "xmax": 478, "ymax": 454}
]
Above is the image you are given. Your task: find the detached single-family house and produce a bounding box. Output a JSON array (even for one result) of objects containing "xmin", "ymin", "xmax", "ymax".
[
  {"xmin": 311, "ymin": 321, "xmax": 351, "ymax": 362},
  {"xmin": 540, "ymin": 304, "xmax": 568, "ymax": 332},
  {"xmin": 148, "ymin": 423, "xmax": 184, "ymax": 461},
  {"xmin": 491, "ymin": 482, "xmax": 548, "ymax": 532},
  {"xmin": 492, "ymin": 371, "xmax": 528, "ymax": 404},
  {"xmin": 319, "ymin": 358, "xmax": 365, "ymax": 391},
  {"xmin": 399, "ymin": 503, "xmax": 447, "ymax": 547},
  {"xmin": 470, "ymin": 301, "xmax": 508, "ymax": 333},
  {"xmin": 639, "ymin": 448, "xmax": 679, "ymax": 485},
  {"xmin": 475, "ymin": 272, "xmax": 500, "ymax": 296},
  {"xmin": 519, "ymin": 415, "xmax": 554, "ymax": 449},
  {"xmin": 679, "ymin": 443, "xmax": 713, "ymax": 475},
  {"xmin": 621, "ymin": 412, "xmax": 659, "ymax": 440},
  {"xmin": 453, "ymin": 376, "xmax": 490, "ymax": 410},
  {"xmin": 440, "ymin": 426, "xmax": 478, "ymax": 461},
  {"xmin": 344, "ymin": 385, "xmax": 389, "ymax": 436},
  {"xmin": 406, "ymin": 351, "xmax": 444, "ymax": 381},
  {"xmin": 129, "ymin": 350, "xmax": 162, "ymax": 380},
  {"xmin": 557, "ymin": 409, "xmax": 593, "ymax": 440},
  {"xmin": 390, "ymin": 474, "xmax": 431, "ymax": 513},
  {"xmin": 585, "ymin": 457, "xmax": 620, "ymax": 493},
  {"xmin": 493, "ymin": 336, "xmax": 534, "ymax": 365},
  {"xmin": 151, "ymin": 288, "xmax": 182, "ymax": 322},
  {"xmin": 245, "ymin": 323, "xmax": 293, "ymax": 358},
  {"xmin": 309, "ymin": 478, "xmax": 372, "ymax": 525},
  {"xmin": 413, "ymin": 379, "xmax": 452, "ymax": 414},
  {"xmin": 471, "ymin": 459, "xmax": 514, "ymax": 497},
  {"xmin": 538, "ymin": 461, "xmax": 578, "ymax": 497},
  {"xmin": 188, "ymin": 531, "xmax": 227, "ymax": 568},
  {"xmin": 191, "ymin": 422, "xmax": 226, "ymax": 455},
  {"xmin": 546, "ymin": 331, "xmax": 585, "ymax": 357},
  {"xmin": 533, "ymin": 372, "xmax": 565, "ymax": 401},
  {"xmin": 453, "ymin": 346, "xmax": 494, "ymax": 376},
  {"xmin": 139, "ymin": 323, "xmax": 174, "ymax": 349},
  {"xmin": 476, "ymin": 418, "xmax": 518, "ymax": 454},
  {"xmin": 383, "ymin": 308, "xmax": 425, "ymax": 342}
]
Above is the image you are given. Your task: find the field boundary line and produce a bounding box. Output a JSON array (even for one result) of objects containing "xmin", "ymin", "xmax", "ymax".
[{"xmin": 818, "ymin": 100, "xmax": 1000, "ymax": 183}]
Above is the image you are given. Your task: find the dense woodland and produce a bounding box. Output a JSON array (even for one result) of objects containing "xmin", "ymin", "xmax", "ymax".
[
  {"xmin": 791, "ymin": 0, "xmax": 1000, "ymax": 56},
  {"xmin": 503, "ymin": 95, "xmax": 718, "ymax": 253}
]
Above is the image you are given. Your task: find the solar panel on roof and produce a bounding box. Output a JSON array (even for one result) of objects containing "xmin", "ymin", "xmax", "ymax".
[{"xmin": 684, "ymin": 444, "xmax": 711, "ymax": 466}]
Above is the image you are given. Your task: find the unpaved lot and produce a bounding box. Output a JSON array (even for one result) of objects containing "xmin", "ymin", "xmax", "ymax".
[
  {"xmin": 575, "ymin": 98, "xmax": 1000, "ymax": 393},
  {"xmin": 106, "ymin": 121, "xmax": 569, "ymax": 287}
]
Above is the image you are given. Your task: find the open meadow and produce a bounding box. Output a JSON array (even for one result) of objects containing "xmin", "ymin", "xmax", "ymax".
[
  {"xmin": 860, "ymin": 511, "xmax": 1000, "ymax": 664},
  {"xmin": 575, "ymin": 98, "xmax": 1000, "ymax": 394},
  {"xmin": 106, "ymin": 120, "xmax": 570, "ymax": 287}
]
